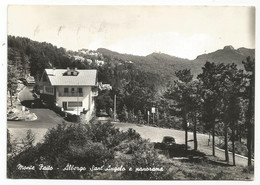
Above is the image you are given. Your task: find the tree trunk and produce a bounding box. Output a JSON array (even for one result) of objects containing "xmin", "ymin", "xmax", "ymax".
[
  {"xmin": 9, "ymin": 90, "xmax": 13, "ymax": 107},
  {"xmin": 212, "ymin": 121, "xmax": 215, "ymax": 156},
  {"xmin": 247, "ymin": 76, "xmax": 253, "ymax": 166},
  {"xmin": 239, "ymin": 124, "xmax": 242, "ymax": 143},
  {"xmin": 193, "ymin": 112, "xmax": 198, "ymax": 150},
  {"xmin": 224, "ymin": 121, "xmax": 229, "ymax": 163},
  {"xmin": 247, "ymin": 122, "xmax": 252, "ymax": 166},
  {"xmin": 247, "ymin": 61, "xmax": 255, "ymax": 166},
  {"xmin": 183, "ymin": 114, "xmax": 188, "ymax": 151},
  {"xmin": 232, "ymin": 122, "xmax": 236, "ymax": 166}
]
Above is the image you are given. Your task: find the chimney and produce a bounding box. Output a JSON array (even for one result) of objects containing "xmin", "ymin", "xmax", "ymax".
[
  {"xmin": 67, "ymin": 67, "xmax": 70, "ymax": 70},
  {"xmin": 53, "ymin": 67, "xmax": 56, "ymax": 75},
  {"xmin": 75, "ymin": 67, "xmax": 78, "ymax": 71}
]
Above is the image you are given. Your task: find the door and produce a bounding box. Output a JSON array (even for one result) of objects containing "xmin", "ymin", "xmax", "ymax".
[{"xmin": 62, "ymin": 102, "xmax": 67, "ymax": 110}]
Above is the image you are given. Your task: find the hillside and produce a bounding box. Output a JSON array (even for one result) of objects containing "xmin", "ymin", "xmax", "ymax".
[
  {"xmin": 97, "ymin": 46, "xmax": 254, "ymax": 80},
  {"xmin": 7, "ymin": 35, "xmax": 255, "ymax": 91},
  {"xmin": 192, "ymin": 45, "xmax": 255, "ymax": 75}
]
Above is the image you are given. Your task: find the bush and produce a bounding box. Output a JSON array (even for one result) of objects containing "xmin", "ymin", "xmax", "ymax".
[
  {"xmin": 38, "ymin": 122, "xmax": 90, "ymax": 162},
  {"xmin": 7, "ymin": 121, "xmax": 169, "ymax": 179},
  {"xmin": 242, "ymin": 165, "xmax": 254, "ymax": 173},
  {"xmin": 217, "ymin": 141, "xmax": 248, "ymax": 157},
  {"xmin": 124, "ymin": 128, "xmax": 141, "ymax": 140},
  {"xmin": 7, "ymin": 121, "xmax": 134, "ymax": 179},
  {"xmin": 86, "ymin": 121, "xmax": 122, "ymax": 148},
  {"xmin": 117, "ymin": 138, "xmax": 146, "ymax": 154},
  {"xmin": 67, "ymin": 141, "xmax": 114, "ymax": 167},
  {"xmin": 122, "ymin": 139, "xmax": 170, "ymax": 180}
]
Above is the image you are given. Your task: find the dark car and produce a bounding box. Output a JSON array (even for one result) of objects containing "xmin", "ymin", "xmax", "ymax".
[
  {"xmin": 162, "ymin": 136, "xmax": 176, "ymax": 145},
  {"xmin": 154, "ymin": 136, "xmax": 176, "ymax": 150}
]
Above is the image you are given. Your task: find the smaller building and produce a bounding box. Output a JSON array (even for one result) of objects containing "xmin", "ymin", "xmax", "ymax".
[
  {"xmin": 98, "ymin": 82, "xmax": 112, "ymax": 91},
  {"xmin": 26, "ymin": 75, "xmax": 36, "ymax": 90},
  {"xmin": 26, "ymin": 75, "xmax": 36, "ymax": 85},
  {"xmin": 39, "ymin": 67, "xmax": 98, "ymax": 121},
  {"xmin": 95, "ymin": 60, "xmax": 104, "ymax": 66}
]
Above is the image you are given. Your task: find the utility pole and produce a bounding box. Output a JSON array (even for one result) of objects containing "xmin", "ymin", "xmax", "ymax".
[
  {"xmin": 114, "ymin": 94, "xmax": 117, "ymax": 121},
  {"xmin": 77, "ymin": 83, "xmax": 79, "ymax": 116},
  {"xmin": 147, "ymin": 111, "xmax": 150, "ymax": 125},
  {"xmin": 151, "ymin": 107, "xmax": 155, "ymax": 125}
]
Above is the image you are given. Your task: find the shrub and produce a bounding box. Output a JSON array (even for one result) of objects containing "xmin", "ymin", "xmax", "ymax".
[
  {"xmin": 242, "ymin": 165, "xmax": 254, "ymax": 173},
  {"xmin": 38, "ymin": 122, "xmax": 90, "ymax": 162},
  {"xmin": 7, "ymin": 121, "xmax": 125, "ymax": 179},
  {"xmin": 7, "ymin": 121, "xmax": 170, "ymax": 179},
  {"xmin": 67, "ymin": 141, "xmax": 114, "ymax": 167},
  {"xmin": 122, "ymin": 139, "xmax": 170, "ymax": 180},
  {"xmin": 217, "ymin": 141, "xmax": 248, "ymax": 157},
  {"xmin": 125, "ymin": 128, "xmax": 141, "ymax": 140},
  {"xmin": 22, "ymin": 129, "xmax": 35, "ymax": 149},
  {"xmin": 117, "ymin": 138, "xmax": 146, "ymax": 154},
  {"xmin": 86, "ymin": 121, "xmax": 122, "ymax": 148}
]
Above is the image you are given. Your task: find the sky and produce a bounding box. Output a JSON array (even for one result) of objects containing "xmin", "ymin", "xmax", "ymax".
[{"xmin": 8, "ymin": 5, "xmax": 255, "ymax": 59}]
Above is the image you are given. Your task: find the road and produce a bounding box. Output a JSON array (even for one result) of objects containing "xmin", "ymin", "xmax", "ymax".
[
  {"xmin": 18, "ymin": 85, "xmax": 34, "ymax": 101},
  {"xmin": 113, "ymin": 122, "xmax": 253, "ymax": 167},
  {"xmin": 8, "ymin": 108, "xmax": 66, "ymax": 143},
  {"xmin": 8, "ymin": 84, "xmax": 67, "ymax": 143}
]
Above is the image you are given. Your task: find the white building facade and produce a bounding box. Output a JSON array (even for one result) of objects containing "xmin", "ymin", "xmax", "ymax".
[{"xmin": 39, "ymin": 68, "xmax": 98, "ymax": 121}]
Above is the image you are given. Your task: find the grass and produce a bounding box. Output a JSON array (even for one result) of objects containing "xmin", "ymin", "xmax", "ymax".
[
  {"xmin": 157, "ymin": 155, "xmax": 254, "ymax": 180},
  {"xmin": 89, "ymin": 152, "xmax": 254, "ymax": 180}
]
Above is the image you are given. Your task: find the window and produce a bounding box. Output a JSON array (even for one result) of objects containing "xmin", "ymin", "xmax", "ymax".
[
  {"xmin": 64, "ymin": 88, "xmax": 68, "ymax": 93},
  {"xmin": 68, "ymin": 102, "xmax": 82, "ymax": 107},
  {"xmin": 71, "ymin": 88, "xmax": 75, "ymax": 93},
  {"xmin": 78, "ymin": 88, "xmax": 82, "ymax": 93}
]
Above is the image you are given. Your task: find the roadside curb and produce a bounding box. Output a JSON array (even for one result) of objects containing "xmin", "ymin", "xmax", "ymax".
[{"xmin": 215, "ymin": 146, "xmax": 254, "ymax": 162}]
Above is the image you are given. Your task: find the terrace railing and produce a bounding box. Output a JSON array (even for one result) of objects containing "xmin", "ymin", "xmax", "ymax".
[{"xmin": 58, "ymin": 92, "xmax": 83, "ymax": 97}]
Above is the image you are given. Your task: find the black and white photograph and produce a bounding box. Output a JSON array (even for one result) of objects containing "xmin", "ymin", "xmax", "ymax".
[{"xmin": 5, "ymin": 3, "xmax": 256, "ymax": 181}]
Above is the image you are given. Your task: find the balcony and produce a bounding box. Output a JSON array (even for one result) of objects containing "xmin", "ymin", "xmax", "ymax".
[{"xmin": 58, "ymin": 92, "xmax": 83, "ymax": 97}]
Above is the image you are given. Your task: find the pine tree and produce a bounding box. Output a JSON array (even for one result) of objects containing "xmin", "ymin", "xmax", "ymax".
[{"xmin": 242, "ymin": 56, "xmax": 255, "ymax": 166}]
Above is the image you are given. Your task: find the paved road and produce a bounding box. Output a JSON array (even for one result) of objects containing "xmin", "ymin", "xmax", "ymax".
[
  {"xmin": 8, "ymin": 108, "xmax": 66, "ymax": 143},
  {"xmin": 18, "ymin": 85, "xmax": 34, "ymax": 101},
  {"xmin": 8, "ymin": 108, "xmax": 66, "ymax": 128},
  {"xmin": 114, "ymin": 122, "xmax": 253, "ymax": 167}
]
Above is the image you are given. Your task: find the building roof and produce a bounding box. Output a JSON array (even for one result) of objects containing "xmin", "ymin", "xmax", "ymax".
[
  {"xmin": 45, "ymin": 69, "xmax": 97, "ymax": 86},
  {"xmin": 26, "ymin": 75, "xmax": 35, "ymax": 84}
]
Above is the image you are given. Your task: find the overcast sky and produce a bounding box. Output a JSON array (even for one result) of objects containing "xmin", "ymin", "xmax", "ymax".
[{"xmin": 8, "ymin": 5, "xmax": 255, "ymax": 59}]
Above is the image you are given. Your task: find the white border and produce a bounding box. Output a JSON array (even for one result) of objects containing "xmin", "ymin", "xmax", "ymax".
[{"xmin": 1, "ymin": 1, "xmax": 259, "ymax": 185}]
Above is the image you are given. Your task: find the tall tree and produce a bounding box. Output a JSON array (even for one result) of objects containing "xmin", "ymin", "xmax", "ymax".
[
  {"xmin": 7, "ymin": 63, "xmax": 18, "ymax": 107},
  {"xmin": 164, "ymin": 69, "xmax": 193, "ymax": 150},
  {"xmin": 218, "ymin": 63, "xmax": 245, "ymax": 164},
  {"xmin": 198, "ymin": 62, "xmax": 223, "ymax": 156},
  {"xmin": 189, "ymin": 79, "xmax": 203, "ymax": 151},
  {"xmin": 242, "ymin": 56, "xmax": 255, "ymax": 166}
]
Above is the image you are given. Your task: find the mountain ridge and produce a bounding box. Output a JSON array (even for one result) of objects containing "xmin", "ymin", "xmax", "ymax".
[{"xmin": 96, "ymin": 46, "xmax": 255, "ymax": 79}]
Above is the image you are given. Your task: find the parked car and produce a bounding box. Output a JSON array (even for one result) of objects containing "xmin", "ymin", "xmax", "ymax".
[
  {"xmin": 154, "ymin": 136, "xmax": 177, "ymax": 150},
  {"xmin": 154, "ymin": 136, "xmax": 205, "ymax": 158},
  {"xmin": 162, "ymin": 136, "xmax": 176, "ymax": 145}
]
